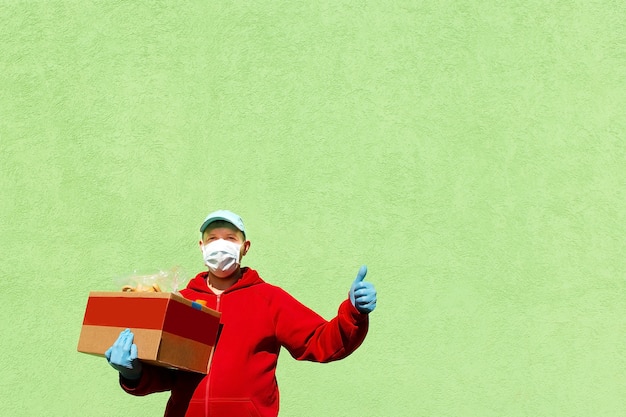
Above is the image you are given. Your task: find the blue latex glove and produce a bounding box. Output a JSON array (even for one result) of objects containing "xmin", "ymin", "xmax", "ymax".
[
  {"xmin": 349, "ymin": 265, "xmax": 377, "ymax": 314},
  {"xmin": 104, "ymin": 329, "xmax": 142, "ymax": 380}
]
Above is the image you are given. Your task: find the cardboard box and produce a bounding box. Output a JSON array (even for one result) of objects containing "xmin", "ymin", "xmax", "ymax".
[{"xmin": 77, "ymin": 291, "xmax": 221, "ymax": 374}]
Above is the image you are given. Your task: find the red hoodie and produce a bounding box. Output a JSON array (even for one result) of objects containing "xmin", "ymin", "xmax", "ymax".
[{"xmin": 121, "ymin": 267, "xmax": 369, "ymax": 417}]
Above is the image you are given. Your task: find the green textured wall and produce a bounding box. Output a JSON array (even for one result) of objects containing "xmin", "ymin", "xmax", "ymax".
[{"xmin": 1, "ymin": 1, "xmax": 624, "ymax": 416}]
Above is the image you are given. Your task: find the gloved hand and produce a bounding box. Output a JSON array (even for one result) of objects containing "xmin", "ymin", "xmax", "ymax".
[
  {"xmin": 349, "ymin": 265, "xmax": 377, "ymax": 314},
  {"xmin": 104, "ymin": 328, "xmax": 143, "ymax": 380}
]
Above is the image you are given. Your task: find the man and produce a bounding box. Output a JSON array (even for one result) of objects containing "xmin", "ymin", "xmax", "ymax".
[{"xmin": 105, "ymin": 209, "xmax": 377, "ymax": 417}]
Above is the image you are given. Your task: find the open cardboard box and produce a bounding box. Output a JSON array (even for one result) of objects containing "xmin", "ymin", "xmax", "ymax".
[{"xmin": 77, "ymin": 292, "xmax": 221, "ymax": 374}]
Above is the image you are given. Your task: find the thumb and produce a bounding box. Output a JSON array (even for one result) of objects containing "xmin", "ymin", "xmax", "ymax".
[
  {"xmin": 353, "ymin": 265, "xmax": 368, "ymax": 285},
  {"xmin": 130, "ymin": 344, "xmax": 138, "ymax": 361}
]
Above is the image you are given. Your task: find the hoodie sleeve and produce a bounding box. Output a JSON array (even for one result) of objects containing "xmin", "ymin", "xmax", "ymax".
[
  {"xmin": 119, "ymin": 363, "xmax": 175, "ymax": 395},
  {"xmin": 120, "ymin": 364, "xmax": 204, "ymax": 396},
  {"xmin": 272, "ymin": 289, "xmax": 369, "ymax": 363}
]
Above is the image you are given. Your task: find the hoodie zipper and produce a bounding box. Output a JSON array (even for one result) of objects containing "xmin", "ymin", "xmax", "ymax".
[
  {"xmin": 215, "ymin": 293, "xmax": 222, "ymax": 311},
  {"xmin": 205, "ymin": 292, "xmax": 222, "ymax": 416}
]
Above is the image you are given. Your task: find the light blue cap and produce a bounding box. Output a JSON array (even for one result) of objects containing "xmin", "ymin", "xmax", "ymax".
[{"xmin": 200, "ymin": 210, "xmax": 246, "ymax": 237}]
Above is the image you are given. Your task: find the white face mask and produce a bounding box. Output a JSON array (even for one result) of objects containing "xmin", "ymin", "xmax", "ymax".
[{"xmin": 202, "ymin": 239, "xmax": 242, "ymax": 277}]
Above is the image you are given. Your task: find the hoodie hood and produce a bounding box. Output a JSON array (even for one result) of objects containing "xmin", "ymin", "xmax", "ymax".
[{"xmin": 185, "ymin": 267, "xmax": 265, "ymax": 294}]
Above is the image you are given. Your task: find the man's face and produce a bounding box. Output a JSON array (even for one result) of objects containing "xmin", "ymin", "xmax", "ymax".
[{"xmin": 199, "ymin": 225, "xmax": 250, "ymax": 260}]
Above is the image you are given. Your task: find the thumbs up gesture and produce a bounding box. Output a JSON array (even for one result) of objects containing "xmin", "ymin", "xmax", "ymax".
[{"xmin": 349, "ymin": 265, "xmax": 377, "ymax": 314}]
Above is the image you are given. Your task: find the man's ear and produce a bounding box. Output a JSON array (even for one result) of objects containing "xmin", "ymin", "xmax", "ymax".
[
  {"xmin": 198, "ymin": 240, "xmax": 204, "ymax": 250},
  {"xmin": 242, "ymin": 240, "xmax": 251, "ymax": 256}
]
